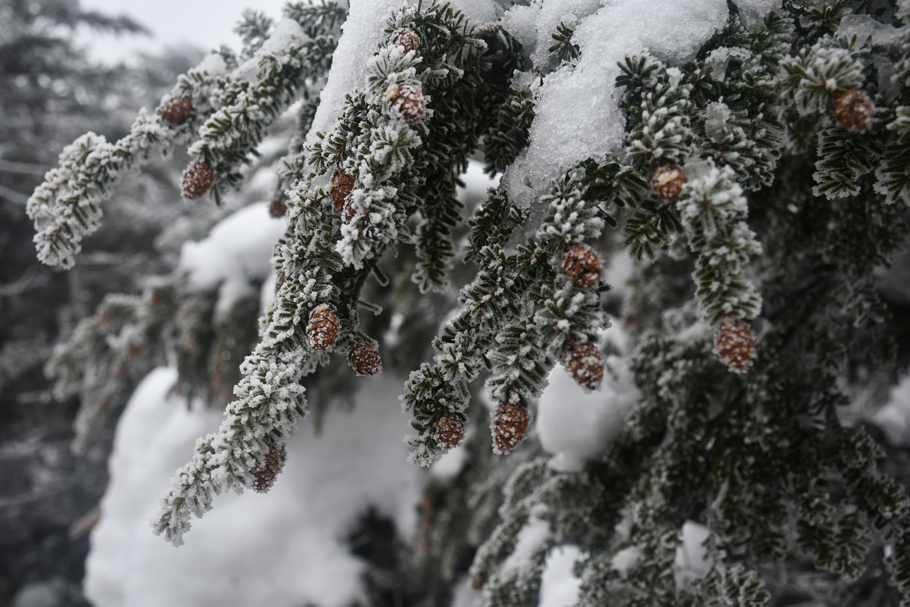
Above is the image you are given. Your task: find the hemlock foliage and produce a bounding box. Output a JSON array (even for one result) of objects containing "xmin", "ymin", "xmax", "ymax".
[{"xmin": 24, "ymin": 1, "xmax": 910, "ymax": 606}]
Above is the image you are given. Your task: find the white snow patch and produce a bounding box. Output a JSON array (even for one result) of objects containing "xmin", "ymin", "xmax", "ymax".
[
  {"xmin": 501, "ymin": 0, "xmax": 728, "ymax": 205},
  {"xmin": 610, "ymin": 546, "xmax": 642, "ymax": 577},
  {"xmin": 85, "ymin": 369, "xmax": 422, "ymax": 607},
  {"xmin": 260, "ymin": 268, "xmax": 279, "ymax": 314},
  {"xmin": 501, "ymin": 516, "xmax": 552, "ymax": 573},
  {"xmin": 450, "ymin": 576, "xmax": 482, "ymax": 607},
  {"xmin": 306, "ymin": 0, "xmax": 401, "ymax": 146},
  {"xmin": 604, "ymin": 250, "xmax": 634, "ymax": 298},
  {"xmin": 873, "ymin": 374, "xmax": 910, "ymax": 447},
  {"xmin": 538, "ymin": 545, "xmax": 583, "ymax": 607},
  {"xmin": 500, "ymin": 0, "xmax": 601, "ymax": 71},
  {"xmin": 537, "ymin": 353, "xmax": 639, "ymax": 470},
  {"xmin": 901, "ymin": 0, "xmax": 910, "ymax": 22},
  {"xmin": 194, "ymin": 52, "xmax": 228, "ymax": 77},
  {"xmin": 674, "ymin": 521, "xmax": 712, "ymax": 587},
  {"xmin": 179, "ymin": 202, "xmax": 286, "ymax": 316},
  {"xmin": 236, "ymin": 19, "xmax": 308, "ymax": 81},
  {"xmin": 705, "ymin": 101, "xmax": 732, "ymax": 142},
  {"xmin": 733, "ymin": 0, "xmax": 781, "ymax": 30},
  {"xmin": 431, "ymin": 444, "xmax": 470, "ymax": 479},
  {"xmin": 836, "ymin": 14, "xmax": 906, "ymax": 47}
]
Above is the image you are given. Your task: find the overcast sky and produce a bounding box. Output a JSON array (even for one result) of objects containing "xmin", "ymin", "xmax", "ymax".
[{"xmin": 78, "ymin": 0, "xmax": 290, "ymax": 63}]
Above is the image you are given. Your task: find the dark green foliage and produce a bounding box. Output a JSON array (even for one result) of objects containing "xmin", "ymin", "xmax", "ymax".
[
  {"xmin": 548, "ymin": 22, "xmax": 579, "ymax": 64},
  {"xmin": 483, "ymin": 87, "xmax": 535, "ymax": 175},
  {"xmin": 813, "ymin": 126, "xmax": 882, "ymax": 198}
]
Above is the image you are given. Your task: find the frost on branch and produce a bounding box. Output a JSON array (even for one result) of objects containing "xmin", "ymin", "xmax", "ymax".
[
  {"xmin": 27, "ymin": 2, "xmax": 346, "ymax": 267},
  {"xmin": 676, "ymin": 165, "xmax": 762, "ymax": 324},
  {"xmin": 28, "ymin": 1, "xmax": 910, "ymax": 605},
  {"xmin": 153, "ymin": 2, "xmax": 525, "ymax": 544}
]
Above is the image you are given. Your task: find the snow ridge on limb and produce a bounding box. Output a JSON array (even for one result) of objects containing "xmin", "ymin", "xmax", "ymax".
[{"xmin": 27, "ymin": 3, "xmax": 347, "ymax": 269}]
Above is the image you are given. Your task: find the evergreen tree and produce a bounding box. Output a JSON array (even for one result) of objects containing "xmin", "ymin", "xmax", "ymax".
[
  {"xmin": 0, "ymin": 0, "xmax": 203, "ymax": 603},
  {"xmin": 24, "ymin": 1, "xmax": 910, "ymax": 606}
]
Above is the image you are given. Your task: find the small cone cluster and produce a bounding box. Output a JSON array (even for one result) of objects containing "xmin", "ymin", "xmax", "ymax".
[
  {"xmin": 563, "ymin": 244, "xmax": 601, "ymax": 288},
  {"xmin": 386, "ymin": 84, "xmax": 425, "ymax": 125},
  {"xmin": 564, "ymin": 341, "xmax": 604, "ymax": 391},
  {"xmin": 391, "ymin": 28, "xmax": 420, "ymax": 53},
  {"xmin": 349, "ymin": 340, "xmax": 382, "ymax": 376},
  {"xmin": 332, "ymin": 168, "xmax": 355, "ymax": 209},
  {"xmin": 306, "ymin": 304, "xmax": 339, "ymax": 351},
  {"xmin": 652, "ymin": 163, "xmax": 686, "ymax": 201},
  {"xmin": 269, "ymin": 197, "xmax": 287, "ymax": 218},
  {"xmin": 181, "ymin": 161, "xmax": 214, "ymax": 199},
  {"xmin": 834, "ymin": 89, "xmax": 874, "ymax": 132},
  {"xmin": 252, "ymin": 440, "xmax": 287, "ymax": 493},
  {"xmin": 434, "ymin": 413, "xmax": 465, "ymax": 450},
  {"xmin": 492, "ymin": 402, "xmax": 529, "ymax": 454},
  {"xmin": 343, "ymin": 200, "xmax": 357, "ymax": 222},
  {"xmin": 715, "ymin": 318, "xmax": 755, "ymax": 373},
  {"xmin": 158, "ymin": 95, "xmax": 192, "ymax": 126}
]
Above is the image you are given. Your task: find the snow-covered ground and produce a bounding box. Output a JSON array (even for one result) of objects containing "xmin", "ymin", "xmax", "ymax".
[{"xmin": 85, "ymin": 368, "xmax": 422, "ymax": 607}]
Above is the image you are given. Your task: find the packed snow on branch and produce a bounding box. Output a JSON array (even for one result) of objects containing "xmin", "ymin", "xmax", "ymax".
[{"xmin": 179, "ymin": 202, "xmax": 286, "ymax": 315}]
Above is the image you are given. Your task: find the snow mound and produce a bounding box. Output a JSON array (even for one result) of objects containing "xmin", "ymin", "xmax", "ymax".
[
  {"xmin": 539, "ymin": 545, "xmax": 583, "ymax": 607},
  {"xmin": 873, "ymin": 374, "xmax": 910, "ymax": 447},
  {"xmin": 85, "ymin": 368, "xmax": 422, "ymax": 607},
  {"xmin": 537, "ymin": 353, "xmax": 639, "ymax": 470},
  {"xmin": 179, "ymin": 202, "xmax": 286, "ymax": 315}
]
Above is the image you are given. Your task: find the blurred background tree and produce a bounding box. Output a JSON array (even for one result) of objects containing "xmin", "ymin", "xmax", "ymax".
[{"xmin": 0, "ymin": 0, "xmax": 203, "ymax": 603}]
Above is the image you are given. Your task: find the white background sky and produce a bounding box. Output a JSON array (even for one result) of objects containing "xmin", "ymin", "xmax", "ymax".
[{"xmin": 77, "ymin": 0, "xmax": 290, "ymax": 63}]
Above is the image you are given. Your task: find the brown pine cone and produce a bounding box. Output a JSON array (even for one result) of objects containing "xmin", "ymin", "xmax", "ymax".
[
  {"xmin": 306, "ymin": 304, "xmax": 340, "ymax": 351},
  {"xmin": 564, "ymin": 341, "xmax": 604, "ymax": 391},
  {"xmin": 652, "ymin": 163, "xmax": 686, "ymax": 201},
  {"xmin": 269, "ymin": 197, "xmax": 287, "ymax": 218},
  {"xmin": 492, "ymin": 402, "xmax": 529, "ymax": 454},
  {"xmin": 158, "ymin": 95, "xmax": 192, "ymax": 126},
  {"xmin": 391, "ymin": 28, "xmax": 420, "ymax": 53},
  {"xmin": 715, "ymin": 318, "xmax": 755, "ymax": 373},
  {"xmin": 834, "ymin": 89, "xmax": 874, "ymax": 132},
  {"xmin": 332, "ymin": 168, "xmax": 355, "ymax": 210},
  {"xmin": 434, "ymin": 413, "xmax": 465, "ymax": 450},
  {"xmin": 386, "ymin": 84, "xmax": 425, "ymax": 125},
  {"xmin": 349, "ymin": 340, "xmax": 382, "ymax": 376},
  {"xmin": 343, "ymin": 199, "xmax": 357, "ymax": 223},
  {"xmin": 181, "ymin": 161, "xmax": 214, "ymax": 199},
  {"xmin": 252, "ymin": 440, "xmax": 287, "ymax": 493},
  {"xmin": 563, "ymin": 244, "xmax": 601, "ymax": 288}
]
